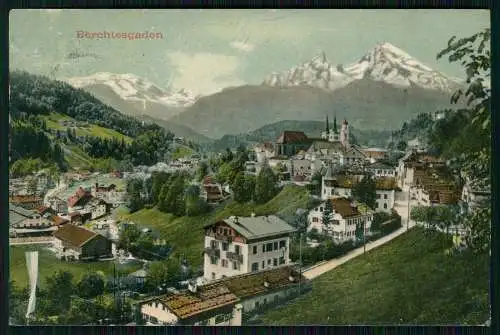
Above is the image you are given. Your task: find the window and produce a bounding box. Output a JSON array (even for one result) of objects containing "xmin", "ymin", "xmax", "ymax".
[
  {"xmin": 384, "ymin": 203, "xmax": 388, "ymax": 209},
  {"xmin": 312, "ymin": 217, "xmax": 318, "ymax": 223},
  {"xmin": 279, "ymin": 240, "xmax": 286, "ymax": 248},
  {"xmin": 279, "ymin": 257, "xmax": 285, "ymax": 265},
  {"xmin": 331, "ymin": 189, "xmax": 334, "ymax": 195},
  {"xmin": 251, "ymin": 263, "xmax": 259, "ymax": 271},
  {"xmin": 235, "ymin": 245, "xmax": 241, "ymax": 254},
  {"xmin": 253, "ymin": 246, "xmax": 257, "ymax": 254},
  {"xmin": 384, "ymin": 194, "xmax": 388, "ymax": 199},
  {"xmin": 273, "ymin": 242, "xmax": 278, "ymax": 250},
  {"xmin": 273, "ymin": 258, "xmax": 278, "ymax": 266},
  {"xmin": 210, "ymin": 256, "xmax": 217, "ymax": 265},
  {"xmin": 262, "ymin": 261, "xmax": 265, "ymax": 269},
  {"xmin": 266, "ymin": 243, "xmax": 273, "ymax": 252},
  {"xmin": 262, "ymin": 244, "xmax": 265, "ymax": 253},
  {"xmin": 320, "ymin": 207, "xmax": 324, "ymax": 212},
  {"xmin": 222, "ymin": 259, "xmax": 228, "ymax": 268},
  {"xmin": 376, "ymin": 194, "xmax": 381, "ymax": 199},
  {"xmin": 233, "ymin": 262, "xmax": 239, "ymax": 270},
  {"xmin": 222, "ymin": 242, "xmax": 229, "ymax": 251},
  {"xmin": 211, "ymin": 240, "xmax": 218, "ymax": 249},
  {"xmin": 267, "ymin": 259, "xmax": 272, "ymax": 266}
]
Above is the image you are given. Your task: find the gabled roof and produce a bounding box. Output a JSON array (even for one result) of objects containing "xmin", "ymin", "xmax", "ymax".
[
  {"xmin": 213, "ymin": 265, "xmax": 307, "ymax": 300},
  {"xmin": 276, "ymin": 131, "xmax": 308, "ymax": 144},
  {"xmin": 328, "ymin": 198, "xmax": 361, "ymax": 218},
  {"xmin": 206, "ymin": 215, "xmax": 296, "ymax": 241},
  {"xmin": 307, "ymin": 140, "xmax": 345, "ymax": 153},
  {"xmin": 53, "ymin": 224, "xmax": 99, "ymax": 247},
  {"xmin": 148, "ymin": 286, "xmax": 239, "ymax": 320}
]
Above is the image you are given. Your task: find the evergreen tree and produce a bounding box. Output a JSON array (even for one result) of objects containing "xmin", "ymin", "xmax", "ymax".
[
  {"xmin": 352, "ymin": 174, "xmax": 377, "ymax": 209},
  {"xmin": 254, "ymin": 165, "xmax": 278, "ymax": 204},
  {"xmin": 321, "ymin": 200, "xmax": 333, "ymax": 233}
]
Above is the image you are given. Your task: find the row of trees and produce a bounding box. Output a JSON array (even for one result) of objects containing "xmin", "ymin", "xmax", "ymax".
[{"xmin": 10, "ymin": 270, "xmax": 133, "ymax": 325}]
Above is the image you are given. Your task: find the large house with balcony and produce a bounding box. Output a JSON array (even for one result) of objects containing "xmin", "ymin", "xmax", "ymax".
[
  {"xmin": 140, "ymin": 265, "xmax": 308, "ymax": 326},
  {"xmin": 202, "ymin": 215, "xmax": 296, "ymax": 282},
  {"xmin": 307, "ymin": 198, "xmax": 374, "ymax": 244}
]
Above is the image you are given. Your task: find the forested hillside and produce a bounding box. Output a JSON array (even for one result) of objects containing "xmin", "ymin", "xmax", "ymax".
[{"xmin": 9, "ymin": 71, "xmax": 175, "ymax": 173}]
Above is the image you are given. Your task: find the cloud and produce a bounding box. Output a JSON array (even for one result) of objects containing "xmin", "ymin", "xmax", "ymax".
[
  {"xmin": 230, "ymin": 40, "xmax": 255, "ymax": 53},
  {"xmin": 166, "ymin": 51, "xmax": 245, "ymax": 96}
]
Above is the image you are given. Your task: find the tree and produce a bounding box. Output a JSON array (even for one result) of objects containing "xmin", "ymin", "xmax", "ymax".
[
  {"xmin": 231, "ymin": 172, "xmax": 255, "ymax": 203},
  {"xmin": 118, "ymin": 224, "xmax": 142, "ymax": 252},
  {"xmin": 217, "ymin": 162, "xmax": 237, "ymax": 185},
  {"xmin": 77, "ymin": 272, "xmax": 105, "ymax": 299},
  {"xmin": 254, "ymin": 165, "xmax": 279, "ymax": 204},
  {"xmin": 309, "ymin": 171, "xmax": 322, "ymax": 196},
  {"xmin": 463, "ymin": 207, "xmax": 490, "ymax": 254},
  {"xmin": 44, "ymin": 270, "xmax": 74, "ymax": 315},
  {"xmin": 196, "ymin": 161, "xmax": 209, "ymax": 181},
  {"xmin": 126, "ymin": 178, "xmax": 144, "ymax": 213},
  {"xmin": 396, "ymin": 140, "xmax": 407, "ymax": 151},
  {"xmin": 185, "ymin": 184, "xmax": 209, "ymax": 216},
  {"xmin": 163, "ymin": 175, "xmax": 186, "ymax": 216},
  {"xmin": 434, "ymin": 205, "xmax": 455, "ymax": 234},
  {"xmin": 151, "ymin": 172, "xmax": 171, "ymax": 204},
  {"xmin": 321, "ymin": 200, "xmax": 333, "ymax": 233},
  {"xmin": 352, "ymin": 175, "xmax": 377, "ymax": 209}
]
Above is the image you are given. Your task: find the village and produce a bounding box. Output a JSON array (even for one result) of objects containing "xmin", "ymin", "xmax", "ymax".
[{"xmin": 8, "ymin": 115, "xmax": 490, "ymax": 326}]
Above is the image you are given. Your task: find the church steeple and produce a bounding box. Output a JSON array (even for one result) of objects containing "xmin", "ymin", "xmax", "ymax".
[
  {"xmin": 325, "ymin": 115, "xmax": 329, "ymax": 133},
  {"xmin": 333, "ymin": 114, "xmax": 338, "ymax": 133}
]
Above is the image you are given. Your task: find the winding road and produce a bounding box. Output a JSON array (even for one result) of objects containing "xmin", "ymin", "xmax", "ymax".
[{"xmin": 303, "ymin": 190, "xmax": 418, "ymax": 279}]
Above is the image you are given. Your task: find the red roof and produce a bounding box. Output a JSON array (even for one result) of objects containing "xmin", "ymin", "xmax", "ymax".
[
  {"xmin": 276, "ymin": 131, "xmax": 308, "ymax": 144},
  {"xmin": 329, "ymin": 198, "xmax": 360, "ymax": 218}
]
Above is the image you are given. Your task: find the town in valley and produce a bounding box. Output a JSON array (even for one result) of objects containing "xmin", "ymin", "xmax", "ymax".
[{"xmin": 8, "ymin": 9, "xmax": 491, "ymax": 326}]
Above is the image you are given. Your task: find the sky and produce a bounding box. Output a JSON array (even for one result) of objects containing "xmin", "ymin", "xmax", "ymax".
[{"xmin": 9, "ymin": 9, "xmax": 490, "ymax": 96}]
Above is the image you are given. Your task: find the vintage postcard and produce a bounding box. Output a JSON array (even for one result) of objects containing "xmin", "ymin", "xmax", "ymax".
[{"xmin": 8, "ymin": 9, "xmax": 491, "ymax": 326}]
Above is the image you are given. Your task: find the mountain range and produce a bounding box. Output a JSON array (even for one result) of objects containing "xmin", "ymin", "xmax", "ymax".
[{"xmin": 64, "ymin": 42, "xmax": 463, "ymax": 140}]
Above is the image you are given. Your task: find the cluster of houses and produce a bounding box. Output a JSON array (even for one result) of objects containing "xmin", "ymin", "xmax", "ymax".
[
  {"xmin": 9, "ymin": 171, "xmax": 55, "ymax": 197},
  {"xmin": 140, "ymin": 214, "xmax": 309, "ymax": 326},
  {"xmin": 250, "ymin": 117, "xmax": 389, "ymax": 184},
  {"xmin": 9, "ymin": 182, "xmax": 122, "ymax": 261}
]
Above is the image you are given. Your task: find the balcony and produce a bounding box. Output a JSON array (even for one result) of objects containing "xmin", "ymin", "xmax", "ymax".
[
  {"xmin": 204, "ymin": 247, "xmax": 221, "ymax": 258},
  {"xmin": 213, "ymin": 234, "xmax": 233, "ymax": 243},
  {"xmin": 226, "ymin": 252, "xmax": 244, "ymax": 263}
]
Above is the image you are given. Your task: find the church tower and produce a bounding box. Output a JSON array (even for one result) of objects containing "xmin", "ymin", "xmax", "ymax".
[
  {"xmin": 328, "ymin": 114, "xmax": 340, "ymax": 142},
  {"xmin": 340, "ymin": 119, "xmax": 349, "ymax": 148}
]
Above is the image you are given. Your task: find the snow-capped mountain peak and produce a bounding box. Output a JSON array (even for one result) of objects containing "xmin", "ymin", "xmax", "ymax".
[
  {"xmin": 263, "ymin": 43, "xmax": 462, "ymax": 93},
  {"xmin": 63, "ymin": 72, "xmax": 199, "ymax": 108}
]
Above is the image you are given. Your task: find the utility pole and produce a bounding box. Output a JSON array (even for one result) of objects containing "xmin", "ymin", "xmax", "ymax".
[
  {"xmin": 363, "ymin": 218, "xmax": 366, "ymax": 255},
  {"xmin": 407, "ymin": 184, "xmax": 411, "ymax": 231},
  {"xmin": 298, "ymin": 232, "xmax": 302, "ymax": 295}
]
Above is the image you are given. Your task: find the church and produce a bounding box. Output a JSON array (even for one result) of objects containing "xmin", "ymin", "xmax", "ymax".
[{"xmin": 305, "ymin": 115, "xmax": 366, "ymax": 166}]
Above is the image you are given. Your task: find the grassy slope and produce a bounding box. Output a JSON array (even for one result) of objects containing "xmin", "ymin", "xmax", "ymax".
[
  {"xmin": 43, "ymin": 112, "xmax": 132, "ymax": 143},
  {"xmin": 40, "ymin": 112, "xmax": 134, "ymax": 170},
  {"xmin": 118, "ymin": 184, "xmax": 311, "ymax": 269},
  {"xmin": 171, "ymin": 146, "xmax": 194, "ymax": 160},
  {"xmin": 9, "ymin": 245, "xmax": 142, "ymax": 289},
  {"xmin": 258, "ymin": 228, "xmax": 489, "ymax": 325}
]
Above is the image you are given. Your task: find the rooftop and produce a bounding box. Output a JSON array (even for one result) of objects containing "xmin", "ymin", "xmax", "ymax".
[
  {"xmin": 206, "ymin": 215, "xmax": 296, "ymax": 241},
  {"xmin": 276, "ymin": 131, "xmax": 309, "ymax": 144},
  {"xmin": 328, "ymin": 198, "xmax": 361, "ymax": 218},
  {"xmin": 53, "ymin": 224, "xmax": 98, "ymax": 247}
]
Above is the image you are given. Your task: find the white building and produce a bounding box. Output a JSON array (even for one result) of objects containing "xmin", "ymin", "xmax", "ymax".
[
  {"xmin": 321, "ymin": 167, "xmax": 397, "ymax": 213},
  {"xmin": 307, "ymin": 198, "xmax": 374, "ymax": 244},
  {"xmin": 140, "ymin": 266, "xmax": 308, "ymax": 326},
  {"xmin": 203, "ymin": 215, "xmax": 296, "ymax": 282},
  {"xmin": 366, "ymin": 162, "xmax": 397, "ymax": 178}
]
